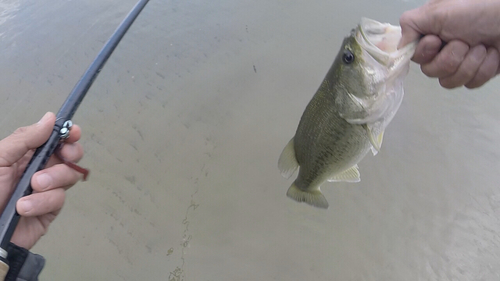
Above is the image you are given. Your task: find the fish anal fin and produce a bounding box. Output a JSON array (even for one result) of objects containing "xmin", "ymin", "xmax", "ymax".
[
  {"xmin": 286, "ymin": 183, "xmax": 329, "ymax": 209},
  {"xmin": 278, "ymin": 138, "xmax": 299, "ymax": 179},
  {"xmin": 328, "ymin": 165, "xmax": 360, "ymax": 183}
]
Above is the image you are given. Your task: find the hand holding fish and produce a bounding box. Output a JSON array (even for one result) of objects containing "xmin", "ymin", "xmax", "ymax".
[
  {"xmin": 0, "ymin": 112, "xmax": 84, "ymax": 249},
  {"xmin": 399, "ymin": 0, "xmax": 500, "ymax": 89}
]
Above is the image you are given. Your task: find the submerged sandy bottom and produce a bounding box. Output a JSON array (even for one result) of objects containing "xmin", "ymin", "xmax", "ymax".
[{"xmin": 1, "ymin": 0, "xmax": 500, "ymax": 280}]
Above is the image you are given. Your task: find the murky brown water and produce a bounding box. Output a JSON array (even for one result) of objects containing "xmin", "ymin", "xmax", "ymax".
[{"xmin": 1, "ymin": 0, "xmax": 500, "ymax": 280}]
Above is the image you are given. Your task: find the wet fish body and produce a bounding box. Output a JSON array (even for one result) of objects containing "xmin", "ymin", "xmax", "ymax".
[{"xmin": 278, "ymin": 18, "xmax": 418, "ymax": 209}]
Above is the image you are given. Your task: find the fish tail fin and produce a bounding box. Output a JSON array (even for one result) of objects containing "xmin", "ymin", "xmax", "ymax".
[{"xmin": 286, "ymin": 183, "xmax": 329, "ymax": 209}]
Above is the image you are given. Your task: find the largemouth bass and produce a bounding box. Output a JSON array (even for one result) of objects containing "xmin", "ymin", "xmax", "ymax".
[{"xmin": 278, "ymin": 18, "xmax": 417, "ymax": 209}]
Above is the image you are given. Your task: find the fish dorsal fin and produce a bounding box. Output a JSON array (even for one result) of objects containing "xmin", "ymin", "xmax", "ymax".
[
  {"xmin": 278, "ymin": 138, "xmax": 299, "ymax": 179},
  {"xmin": 328, "ymin": 165, "xmax": 360, "ymax": 183},
  {"xmin": 363, "ymin": 124, "xmax": 384, "ymax": 155}
]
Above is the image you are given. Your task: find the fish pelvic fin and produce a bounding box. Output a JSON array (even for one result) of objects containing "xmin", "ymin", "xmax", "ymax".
[
  {"xmin": 286, "ymin": 183, "xmax": 329, "ymax": 209},
  {"xmin": 363, "ymin": 124, "xmax": 384, "ymax": 155},
  {"xmin": 328, "ymin": 165, "xmax": 361, "ymax": 183},
  {"xmin": 278, "ymin": 138, "xmax": 299, "ymax": 179}
]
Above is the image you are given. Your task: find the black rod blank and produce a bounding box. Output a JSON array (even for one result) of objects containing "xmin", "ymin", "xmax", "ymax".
[{"xmin": 0, "ymin": 0, "xmax": 150, "ymax": 253}]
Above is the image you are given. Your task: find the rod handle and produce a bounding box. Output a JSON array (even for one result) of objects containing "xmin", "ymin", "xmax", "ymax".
[{"xmin": 0, "ymin": 258, "xmax": 8, "ymax": 281}]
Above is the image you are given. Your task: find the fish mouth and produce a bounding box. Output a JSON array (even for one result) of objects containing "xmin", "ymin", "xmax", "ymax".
[
  {"xmin": 341, "ymin": 18, "xmax": 418, "ymax": 127},
  {"xmin": 356, "ymin": 18, "xmax": 417, "ymax": 68}
]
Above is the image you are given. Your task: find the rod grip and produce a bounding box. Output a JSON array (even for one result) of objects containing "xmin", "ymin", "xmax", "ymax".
[{"xmin": 0, "ymin": 258, "xmax": 8, "ymax": 281}]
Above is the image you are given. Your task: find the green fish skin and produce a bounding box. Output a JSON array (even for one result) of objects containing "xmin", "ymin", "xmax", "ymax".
[{"xmin": 278, "ymin": 18, "xmax": 418, "ymax": 209}]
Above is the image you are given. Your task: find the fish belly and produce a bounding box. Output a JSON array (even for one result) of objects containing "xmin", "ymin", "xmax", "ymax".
[{"xmin": 294, "ymin": 122, "xmax": 371, "ymax": 191}]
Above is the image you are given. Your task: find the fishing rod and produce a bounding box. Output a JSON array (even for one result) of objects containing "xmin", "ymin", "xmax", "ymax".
[{"xmin": 0, "ymin": 0, "xmax": 150, "ymax": 277}]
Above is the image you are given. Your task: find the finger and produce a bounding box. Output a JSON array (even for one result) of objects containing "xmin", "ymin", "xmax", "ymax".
[
  {"xmin": 45, "ymin": 142, "xmax": 84, "ymax": 168},
  {"xmin": 16, "ymin": 188, "xmax": 65, "ymax": 217},
  {"xmin": 0, "ymin": 112, "xmax": 55, "ymax": 167},
  {"xmin": 31, "ymin": 163, "xmax": 83, "ymax": 192},
  {"xmin": 398, "ymin": 9, "xmax": 426, "ymax": 49},
  {"xmin": 439, "ymin": 44, "xmax": 487, "ymax": 89},
  {"xmin": 412, "ymin": 35, "xmax": 443, "ymax": 64},
  {"xmin": 64, "ymin": 124, "xmax": 81, "ymax": 144},
  {"xmin": 465, "ymin": 47, "xmax": 500, "ymax": 88},
  {"xmin": 14, "ymin": 125, "xmax": 82, "ymax": 174},
  {"xmin": 398, "ymin": 5, "xmax": 441, "ymax": 49},
  {"xmin": 421, "ymin": 40, "xmax": 470, "ymax": 78}
]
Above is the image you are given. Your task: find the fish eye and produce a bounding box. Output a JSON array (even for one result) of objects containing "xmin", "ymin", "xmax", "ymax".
[{"xmin": 342, "ymin": 50, "xmax": 355, "ymax": 64}]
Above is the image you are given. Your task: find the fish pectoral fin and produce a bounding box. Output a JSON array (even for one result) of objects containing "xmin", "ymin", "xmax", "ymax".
[
  {"xmin": 278, "ymin": 138, "xmax": 299, "ymax": 179},
  {"xmin": 363, "ymin": 125, "xmax": 384, "ymax": 155},
  {"xmin": 327, "ymin": 165, "xmax": 361, "ymax": 183},
  {"xmin": 286, "ymin": 183, "xmax": 329, "ymax": 209}
]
